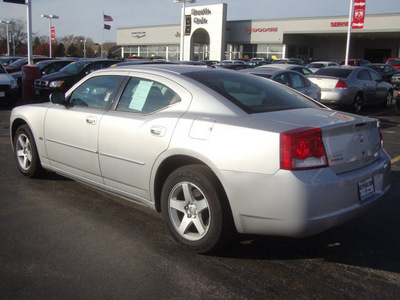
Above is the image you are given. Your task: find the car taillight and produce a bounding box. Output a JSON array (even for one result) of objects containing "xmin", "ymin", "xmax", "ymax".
[
  {"xmin": 377, "ymin": 120, "xmax": 383, "ymax": 148},
  {"xmin": 335, "ymin": 80, "xmax": 348, "ymax": 88},
  {"xmin": 280, "ymin": 127, "xmax": 328, "ymax": 170}
]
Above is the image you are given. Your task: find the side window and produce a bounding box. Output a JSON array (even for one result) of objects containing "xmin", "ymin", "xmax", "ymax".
[
  {"xmin": 357, "ymin": 69, "xmax": 371, "ymax": 81},
  {"xmin": 69, "ymin": 75, "xmax": 122, "ymax": 109},
  {"xmin": 117, "ymin": 77, "xmax": 181, "ymax": 113},
  {"xmin": 274, "ymin": 73, "xmax": 289, "ymax": 86},
  {"xmin": 289, "ymin": 72, "xmax": 305, "ymax": 89},
  {"xmin": 368, "ymin": 70, "xmax": 381, "ymax": 81}
]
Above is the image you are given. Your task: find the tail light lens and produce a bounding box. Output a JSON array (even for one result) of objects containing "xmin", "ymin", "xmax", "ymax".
[
  {"xmin": 335, "ymin": 80, "xmax": 348, "ymax": 89},
  {"xmin": 280, "ymin": 127, "xmax": 328, "ymax": 170},
  {"xmin": 377, "ymin": 120, "xmax": 383, "ymax": 147}
]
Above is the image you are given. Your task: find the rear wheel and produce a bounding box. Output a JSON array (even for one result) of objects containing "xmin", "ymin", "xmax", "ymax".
[
  {"xmin": 353, "ymin": 94, "xmax": 363, "ymax": 114},
  {"xmin": 14, "ymin": 125, "xmax": 43, "ymax": 178},
  {"xmin": 161, "ymin": 165, "xmax": 233, "ymax": 253}
]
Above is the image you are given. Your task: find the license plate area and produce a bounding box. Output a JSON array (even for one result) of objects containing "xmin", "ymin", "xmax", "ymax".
[{"xmin": 358, "ymin": 177, "xmax": 375, "ymax": 202}]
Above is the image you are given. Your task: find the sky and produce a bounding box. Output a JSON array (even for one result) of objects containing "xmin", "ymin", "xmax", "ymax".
[{"xmin": 1, "ymin": 0, "xmax": 400, "ymax": 43}]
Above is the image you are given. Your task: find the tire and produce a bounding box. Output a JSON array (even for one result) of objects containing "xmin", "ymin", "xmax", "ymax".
[
  {"xmin": 14, "ymin": 125, "xmax": 43, "ymax": 178},
  {"xmin": 161, "ymin": 165, "xmax": 233, "ymax": 253},
  {"xmin": 381, "ymin": 90, "xmax": 393, "ymax": 108},
  {"xmin": 353, "ymin": 93, "xmax": 363, "ymax": 114}
]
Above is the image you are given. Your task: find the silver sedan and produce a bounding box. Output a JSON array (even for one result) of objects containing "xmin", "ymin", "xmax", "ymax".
[
  {"xmin": 308, "ymin": 66, "xmax": 393, "ymax": 113},
  {"xmin": 239, "ymin": 67, "xmax": 321, "ymax": 101},
  {"xmin": 10, "ymin": 65, "xmax": 391, "ymax": 253}
]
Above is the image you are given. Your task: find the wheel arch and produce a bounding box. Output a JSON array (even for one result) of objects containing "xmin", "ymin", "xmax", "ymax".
[
  {"xmin": 10, "ymin": 118, "xmax": 29, "ymax": 147},
  {"xmin": 152, "ymin": 155, "xmax": 230, "ymax": 214}
]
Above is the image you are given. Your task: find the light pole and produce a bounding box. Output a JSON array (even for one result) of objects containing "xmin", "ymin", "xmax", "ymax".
[
  {"xmin": 41, "ymin": 14, "xmax": 59, "ymax": 58},
  {"xmin": 174, "ymin": 0, "xmax": 196, "ymax": 61},
  {"xmin": 0, "ymin": 20, "xmax": 15, "ymax": 56},
  {"xmin": 80, "ymin": 39, "xmax": 87, "ymax": 58}
]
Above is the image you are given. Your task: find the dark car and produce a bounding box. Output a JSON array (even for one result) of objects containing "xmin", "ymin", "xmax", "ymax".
[
  {"xmin": 0, "ymin": 63, "xmax": 18, "ymax": 107},
  {"xmin": 33, "ymin": 59, "xmax": 121, "ymax": 98},
  {"xmin": 0, "ymin": 56, "xmax": 24, "ymax": 66},
  {"xmin": 339, "ymin": 59, "xmax": 371, "ymax": 66},
  {"xmin": 12, "ymin": 59, "xmax": 76, "ymax": 92},
  {"xmin": 365, "ymin": 63, "xmax": 399, "ymax": 83},
  {"xmin": 5, "ymin": 57, "xmax": 51, "ymax": 73}
]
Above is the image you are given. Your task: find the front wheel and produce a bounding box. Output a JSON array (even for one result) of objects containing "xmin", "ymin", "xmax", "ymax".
[
  {"xmin": 14, "ymin": 125, "xmax": 43, "ymax": 178},
  {"xmin": 381, "ymin": 90, "xmax": 393, "ymax": 108},
  {"xmin": 161, "ymin": 165, "xmax": 233, "ymax": 253}
]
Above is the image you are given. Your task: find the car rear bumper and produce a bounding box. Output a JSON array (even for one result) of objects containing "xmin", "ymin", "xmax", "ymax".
[
  {"xmin": 221, "ymin": 150, "xmax": 391, "ymax": 237},
  {"xmin": 319, "ymin": 89, "xmax": 355, "ymax": 106}
]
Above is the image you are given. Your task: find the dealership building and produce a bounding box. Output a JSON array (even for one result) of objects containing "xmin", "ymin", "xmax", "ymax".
[{"xmin": 116, "ymin": 3, "xmax": 400, "ymax": 63}]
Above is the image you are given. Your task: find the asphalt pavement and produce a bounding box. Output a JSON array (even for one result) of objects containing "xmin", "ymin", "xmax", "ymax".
[{"xmin": 0, "ymin": 100, "xmax": 399, "ymax": 299}]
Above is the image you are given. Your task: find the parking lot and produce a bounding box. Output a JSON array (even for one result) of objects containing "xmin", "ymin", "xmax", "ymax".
[{"xmin": 0, "ymin": 99, "xmax": 399, "ymax": 299}]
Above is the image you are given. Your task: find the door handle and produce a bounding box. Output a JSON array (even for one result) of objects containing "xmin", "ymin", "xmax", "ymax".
[
  {"xmin": 86, "ymin": 117, "xmax": 97, "ymax": 125},
  {"xmin": 151, "ymin": 126, "xmax": 166, "ymax": 137}
]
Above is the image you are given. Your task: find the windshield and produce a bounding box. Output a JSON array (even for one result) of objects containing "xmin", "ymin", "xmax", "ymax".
[
  {"xmin": 184, "ymin": 70, "xmax": 321, "ymax": 114},
  {"xmin": 9, "ymin": 59, "xmax": 27, "ymax": 68},
  {"xmin": 59, "ymin": 61, "xmax": 89, "ymax": 74},
  {"xmin": 388, "ymin": 59, "xmax": 400, "ymax": 64},
  {"xmin": 313, "ymin": 68, "xmax": 353, "ymax": 78},
  {"xmin": 308, "ymin": 63, "xmax": 326, "ymax": 69}
]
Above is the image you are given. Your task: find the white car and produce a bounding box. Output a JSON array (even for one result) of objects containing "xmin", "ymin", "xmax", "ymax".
[
  {"xmin": 10, "ymin": 65, "xmax": 391, "ymax": 253},
  {"xmin": 307, "ymin": 61, "xmax": 340, "ymax": 72},
  {"xmin": 0, "ymin": 63, "xmax": 18, "ymax": 107}
]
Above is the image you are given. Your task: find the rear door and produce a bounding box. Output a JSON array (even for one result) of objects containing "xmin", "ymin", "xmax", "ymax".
[
  {"xmin": 98, "ymin": 73, "xmax": 192, "ymax": 202},
  {"xmin": 356, "ymin": 69, "xmax": 376, "ymax": 103}
]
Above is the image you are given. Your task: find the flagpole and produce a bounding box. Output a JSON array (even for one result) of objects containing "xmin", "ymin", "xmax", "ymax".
[
  {"xmin": 345, "ymin": 0, "xmax": 354, "ymax": 65},
  {"xmin": 101, "ymin": 11, "xmax": 104, "ymax": 57}
]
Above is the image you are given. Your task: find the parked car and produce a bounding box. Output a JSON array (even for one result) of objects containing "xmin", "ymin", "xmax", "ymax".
[
  {"xmin": 271, "ymin": 58, "xmax": 303, "ymax": 65},
  {"xmin": 0, "ymin": 63, "xmax": 18, "ymax": 107},
  {"xmin": 386, "ymin": 58, "xmax": 400, "ymax": 70},
  {"xmin": 308, "ymin": 67, "xmax": 393, "ymax": 113},
  {"xmin": 5, "ymin": 57, "xmax": 51, "ymax": 73},
  {"xmin": 396, "ymin": 90, "xmax": 400, "ymax": 115},
  {"xmin": 257, "ymin": 63, "xmax": 314, "ymax": 76},
  {"xmin": 239, "ymin": 67, "xmax": 321, "ymax": 100},
  {"xmin": 10, "ymin": 65, "xmax": 391, "ymax": 253},
  {"xmin": 33, "ymin": 59, "xmax": 121, "ymax": 98},
  {"xmin": 391, "ymin": 72, "xmax": 400, "ymax": 89},
  {"xmin": 306, "ymin": 61, "xmax": 340, "ymax": 72},
  {"xmin": 339, "ymin": 59, "xmax": 371, "ymax": 66},
  {"xmin": 0, "ymin": 56, "xmax": 24, "ymax": 66},
  {"xmin": 11, "ymin": 59, "xmax": 76, "ymax": 92},
  {"xmin": 364, "ymin": 63, "xmax": 398, "ymax": 83}
]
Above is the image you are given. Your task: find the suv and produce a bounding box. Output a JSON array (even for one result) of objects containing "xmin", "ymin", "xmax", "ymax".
[
  {"xmin": 339, "ymin": 59, "xmax": 371, "ymax": 66},
  {"xmin": 33, "ymin": 59, "xmax": 121, "ymax": 98}
]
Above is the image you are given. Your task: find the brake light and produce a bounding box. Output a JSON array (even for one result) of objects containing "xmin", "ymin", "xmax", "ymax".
[
  {"xmin": 335, "ymin": 80, "xmax": 348, "ymax": 88},
  {"xmin": 280, "ymin": 127, "xmax": 328, "ymax": 170},
  {"xmin": 377, "ymin": 120, "xmax": 383, "ymax": 147}
]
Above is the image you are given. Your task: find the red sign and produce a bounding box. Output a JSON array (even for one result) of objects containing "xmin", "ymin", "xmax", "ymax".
[
  {"xmin": 352, "ymin": 0, "xmax": 366, "ymax": 29},
  {"xmin": 51, "ymin": 26, "xmax": 55, "ymax": 41}
]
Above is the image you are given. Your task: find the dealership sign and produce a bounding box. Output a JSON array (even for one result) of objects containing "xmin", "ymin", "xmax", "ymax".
[{"xmin": 245, "ymin": 27, "xmax": 278, "ymax": 34}]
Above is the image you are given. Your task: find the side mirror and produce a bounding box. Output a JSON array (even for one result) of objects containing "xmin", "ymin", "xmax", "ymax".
[{"xmin": 50, "ymin": 92, "xmax": 67, "ymax": 105}]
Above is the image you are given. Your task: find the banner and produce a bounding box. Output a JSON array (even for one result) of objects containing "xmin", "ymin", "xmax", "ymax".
[
  {"xmin": 104, "ymin": 24, "xmax": 111, "ymax": 30},
  {"xmin": 51, "ymin": 27, "xmax": 55, "ymax": 41},
  {"xmin": 352, "ymin": 0, "xmax": 366, "ymax": 29}
]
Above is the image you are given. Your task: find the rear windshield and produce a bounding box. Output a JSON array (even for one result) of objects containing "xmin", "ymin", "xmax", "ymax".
[
  {"xmin": 387, "ymin": 59, "xmax": 400, "ymax": 64},
  {"xmin": 308, "ymin": 63, "xmax": 326, "ymax": 68},
  {"xmin": 313, "ymin": 68, "xmax": 353, "ymax": 78},
  {"xmin": 183, "ymin": 70, "xmax": 321, "ymax": 114}
]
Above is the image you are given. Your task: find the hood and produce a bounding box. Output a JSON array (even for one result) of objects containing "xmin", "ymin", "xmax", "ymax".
[
  {"xmin": 0, "ymin": 73, "xmax": 16, "ymax": 84},
  {"xmin": 40, "ymin": 71, "xmax": 76, "ymax": 81}
]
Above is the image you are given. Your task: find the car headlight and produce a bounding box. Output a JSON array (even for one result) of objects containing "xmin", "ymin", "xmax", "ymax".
[
  {"xmin": 49, "ymin": 81, "xmax": 65, "ymax": 88},
  {"xmin": 10, "ymin": 79, "xmax": 18, "ymax": 89}
]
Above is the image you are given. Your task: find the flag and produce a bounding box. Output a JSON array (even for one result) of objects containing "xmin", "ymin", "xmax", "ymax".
[
  {"xmin": 104, "ymin": 24, "xmax": 111, "ymax": 30},
  {"xmin": 104, "ymin": 14, "xmax": 113, "ymax": 22},
  {"xmin": 352, "ymin": 0, "xmax": 366, "ymax": 29}
]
